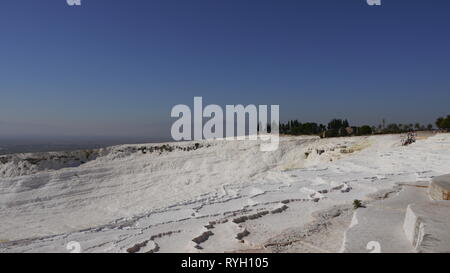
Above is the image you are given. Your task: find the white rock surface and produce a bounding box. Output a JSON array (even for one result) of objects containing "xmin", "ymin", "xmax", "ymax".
[
  {"xmin": 429, "ymin": 174, "xmax": 450, "ymax": 200},
  {"xmin": 403, "ymin": 202, "xmax": 450, "ymax": 253},
  {"xmin": 340, "ymin": 184, "xmax": 431, "ymax": 253},
  {"xmin": 1, "ymin": 133, "xmax": 450, "ymax": 253}
]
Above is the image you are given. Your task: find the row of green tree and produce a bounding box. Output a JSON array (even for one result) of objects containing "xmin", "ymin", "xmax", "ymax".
[
  {"xmin": 279, "ymin": 120, "xmax": 326, "ymax": 135},
  {"xmin": 279, "ymin": 115, "xmax": 449, "ymax": 138},
  {"xmin": 279, "ymin": 119, "xmax": 373, "ymax": 137},
  {"xmin": 436, "ymin": 115, "xmax": 450, "ymax": 130}
]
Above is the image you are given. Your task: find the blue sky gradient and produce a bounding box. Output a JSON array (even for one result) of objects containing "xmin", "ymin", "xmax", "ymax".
[{"xmin": 1, "ymin": 0, "xmax": 450, "ymax": 139}]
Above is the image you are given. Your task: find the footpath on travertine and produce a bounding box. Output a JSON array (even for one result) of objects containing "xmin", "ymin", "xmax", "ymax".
[{"xmin": 342, "ymin": 175, "xmax": 450, "ymax": 253}]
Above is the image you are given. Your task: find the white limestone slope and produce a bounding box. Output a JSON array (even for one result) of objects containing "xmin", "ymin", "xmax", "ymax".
[{"xmin": 0, "ymin": 133, "xmax": 449, "ymax": 253}]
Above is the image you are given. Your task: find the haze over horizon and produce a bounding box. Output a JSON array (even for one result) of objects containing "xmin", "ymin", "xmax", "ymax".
[{"xmin": 1, "ymin": 0, "xmax": 450, "ymax": 141}]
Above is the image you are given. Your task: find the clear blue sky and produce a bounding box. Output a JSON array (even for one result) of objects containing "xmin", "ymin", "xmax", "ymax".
[{"xmin": 1, "ymin": 0, "xmax": 449, "ymax": 139}]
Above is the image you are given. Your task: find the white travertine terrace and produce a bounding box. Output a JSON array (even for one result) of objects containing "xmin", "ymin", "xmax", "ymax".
[
  {"xmin": 404, "ymin": 202, "xmax": 450, "ymax": 252},
  {"xmin": 429, "ymin": 174, "xmax": 450, "ymax": 201},
  {"xmin": 1, "ymin": 133, "xmax": 449, "ymax": 253}
]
